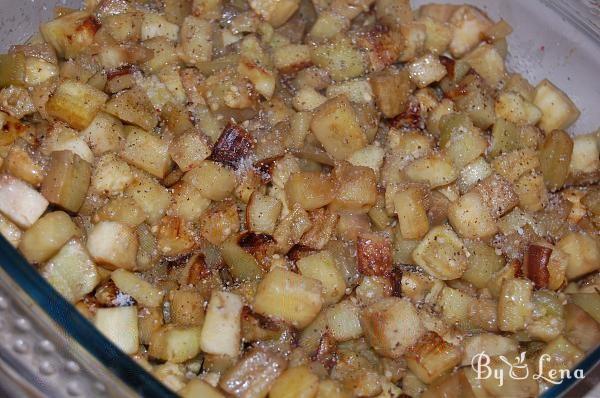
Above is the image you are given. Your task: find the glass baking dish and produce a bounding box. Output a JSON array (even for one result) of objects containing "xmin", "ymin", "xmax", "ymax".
[{"xmin": 0, "ymin": 0, "xmax": 598, "ymax": 397}]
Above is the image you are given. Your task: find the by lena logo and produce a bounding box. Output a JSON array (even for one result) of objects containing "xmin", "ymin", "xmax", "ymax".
[{"xmin": 471, "ymin": 351, "xmax": 585, "ymax": 386}]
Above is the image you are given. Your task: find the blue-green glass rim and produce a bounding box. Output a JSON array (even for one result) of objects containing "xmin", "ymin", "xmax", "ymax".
[
  {"xmin": 0, "ymin": 235, "xmax": 177, "ymax": 398},
  {"xmin": 541, "ymin": 343, "xmax": 600, "ymax": 397}
]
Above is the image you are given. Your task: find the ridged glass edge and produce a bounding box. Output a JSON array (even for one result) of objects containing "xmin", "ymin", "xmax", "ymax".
[
  {"xmin": 541, "ymin": 0, "xmax": 600, "ymax": 44},
  {"xmin": 0, "ymin": 235, "xmax": 177, "ymax": 398}
]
